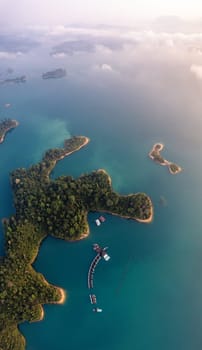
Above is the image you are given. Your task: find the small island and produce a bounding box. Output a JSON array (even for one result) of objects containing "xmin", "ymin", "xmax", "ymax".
[
  {"xmin": 42, "ymin": 68, "xmax": 66, "ymax": 80},
  {"xmin": 0, "ymin": 136, "xmax": 153, "ymax": 350},
  {"xmin": 0, "ymin": 118, "xmax": 19, "ymax": 144},
  {"xmin": 149, "ymin": 143, "xmax": 182, "ymax": 175},
  {"xmin": 0, "ymin": 75, "xmax": 26, "ymax": 85}
]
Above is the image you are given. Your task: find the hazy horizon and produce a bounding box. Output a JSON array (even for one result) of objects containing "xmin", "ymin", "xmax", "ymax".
[{"xmin": 1, "ymin": 0, "xmax": 202, "ymax": 30}]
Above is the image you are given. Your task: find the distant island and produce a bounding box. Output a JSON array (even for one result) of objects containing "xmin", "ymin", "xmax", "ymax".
[
  {"xmin": 149, "ymin": 143, "xmax": 182, "ymax": 174},
  {"xmin": 0, "ymin": 75, "xmax": 26, "ymax": 85},
  {"xmin": 42, "ymin": 68, "xmax": 66, "ymax": 80},
  {"xmin": 0, "ymin": 119, "xmax": 19, "ymax": 143},
  {"xmin": 0, "ymin": 135, "xmax": 153, "ymax": 350}
]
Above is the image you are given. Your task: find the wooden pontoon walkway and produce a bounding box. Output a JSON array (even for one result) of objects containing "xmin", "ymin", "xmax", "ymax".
[{"xmin": 87, "ymin": 254, "xmax": 102, "ymax": 289}]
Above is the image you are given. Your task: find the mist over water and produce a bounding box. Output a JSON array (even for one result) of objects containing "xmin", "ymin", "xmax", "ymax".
[{"xmin": 0, "ymin": 26, "xmax": 202, "ymax": 349}]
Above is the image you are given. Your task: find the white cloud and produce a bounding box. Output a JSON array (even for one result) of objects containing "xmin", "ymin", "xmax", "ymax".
[
  {"xmin": 93, "ymin": 63, "xmax": 115, "ymax": 73},
  {"xmin": 9, "ymin": 21, "xmax": 201, "ymax": 61},
  {"xmin": 190, "ymin": 64, "xmax": 202, "ymax": 79},
  {"xmin": 122, "ymin": 30, "xmax": 202, "ymax": 47},
  {"xmin": 48, "ymin": 25, "xmax": 121, "ymax": 38},
  {"xmin": 51, "ymin": 52, "xmax": 66, "ymax": 58},
  {"xmin": 93, "ymin": 63, "xmax": 118, "ymax": 74},
  {"xmin": 44, "ymin": 25, "xmax": 202, "ymax": 54},
  {"xmin": 100, "ymin": 63, "xmax": 113, "ymax": 71},
  {"xmin": 0, "ymin": 51, "xmax": 23, "ymax": 59}
]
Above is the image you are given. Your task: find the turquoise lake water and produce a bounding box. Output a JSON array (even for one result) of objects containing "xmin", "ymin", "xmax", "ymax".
[{"xmin": 0, "ymin": 50, "xmax": 202, "ymax": 350}]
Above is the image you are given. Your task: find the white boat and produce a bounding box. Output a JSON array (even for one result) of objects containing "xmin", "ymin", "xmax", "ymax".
[
  {"xmin": 95, "ymin": 219, "xmax": 101, "ymax": 226},
  {"xmin": 93, "ymin": 243, "xmax": 110, "ymax": 260},
  {"xmin": 103, "ymin": 252, "xmax": 110, "ymax": 261},
  {"xmin": 93, "ymin": 307, "xmax": 102, "ymax": 312}
]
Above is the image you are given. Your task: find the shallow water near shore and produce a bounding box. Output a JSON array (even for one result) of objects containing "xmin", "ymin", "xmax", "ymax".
[{"xmin": 0, "ymin": 51, "xmax": 202, "ymax": 350}]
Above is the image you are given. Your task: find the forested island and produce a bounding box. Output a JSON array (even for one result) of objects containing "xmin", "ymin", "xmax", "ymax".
[
  {"xmin": 0, "ymin": 136, "xmax": 153, "ymax": 350},
  {"xmin": 0, "ymin": 75, "xmax": 26, "ymax": 85},
  {"xmin": 42, "ymin": 68, "xmax": 66, "ymax": 79},
  {"xmin": 149, "ymin": 143, "xmax": 182, "ymax": 174},
  {"xmin": 0, "ymin": 119, "xmax": 19, "ymax": 143}
]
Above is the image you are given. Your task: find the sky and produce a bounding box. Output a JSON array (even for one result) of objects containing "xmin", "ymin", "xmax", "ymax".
[{"xmin": 1, "ymin": 0, "xmax": 202, "ymax": 29}]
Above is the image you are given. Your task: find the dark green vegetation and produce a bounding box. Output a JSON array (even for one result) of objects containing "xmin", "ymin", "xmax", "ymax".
[
  {"xmin": 0, "ymin": 118, "xmax": 18, "ymax": 143},
  {"xmin": 169, "ymin": 163, "xmax": 181, "ymax": 174},
  {"xmin": 150, "ymin": 150, "xmax": 165, "ymax": 164},
  {"xmin": 0, "ymin": 136, "xmax": 152, "ymax": 350},
  {"xmin": 42, "ymin": 68, "xmax": 66, "ymax": 79},
  {"xmin": 149, "ymin": 143, "xmax": 182, "ymax": 174},
  {"xmin": 0, "ymin": 76, "xmax": 26, "ymax": 85}
]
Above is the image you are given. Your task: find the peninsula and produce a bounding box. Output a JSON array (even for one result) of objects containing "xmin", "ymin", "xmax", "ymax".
[
  {"xmin": 0, "ymin": 135, "xmax": 153, "ymax": 350},
  {"xmin": 0, "ymin": 118, "xmax": 19, "ymax": 143},
  {"xmin": 149, "ymin": 143, "xmax": 182, "ymax": 175},
  {"xmin": 42, "ymin": 68, "xmax": 66, "ymax": 79}
]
